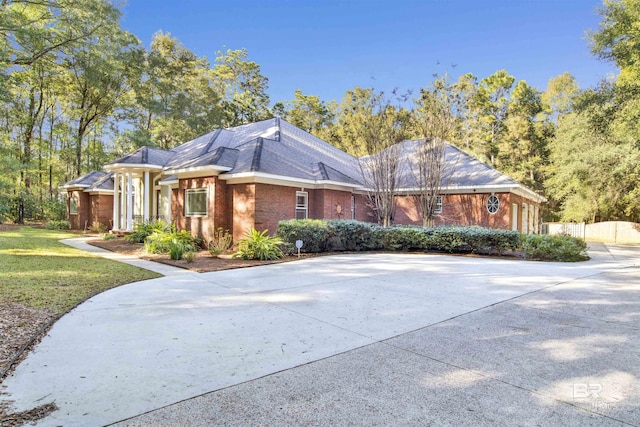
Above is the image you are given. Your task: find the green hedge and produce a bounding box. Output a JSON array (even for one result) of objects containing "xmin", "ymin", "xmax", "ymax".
[
  {"xmin": 424, "ymin": 226, "xmax": 521, "ymax": 254},
  {"xmin": 276, "ymin": 219, "xmax": 331, "ymax": 253},
  {"xmin": 276, "ymin": 220, "xmax": 522, "ymax": 255},
  {"xmin": 45, "ymin": 220, "xmax": 71, "ymax": 230},
  {"xmin": 327, "ymin": 220, "xmax": 381, "ymax": 251},
  {"xmin": 522, "ymin": 234, "xmax": 589, "ymax": 262}
]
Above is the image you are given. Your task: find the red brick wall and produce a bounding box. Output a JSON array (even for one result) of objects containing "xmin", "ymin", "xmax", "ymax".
[
  {"xmin": 231, "ymin": 183, "xmax": 256, "ymax": 241},
  {"xmin": 393, "ymin": 192, "xmax": 537, "ymax": 230},
  {"xmin": 90, "ymin": 194, "xmax": 113, "ymax": 230},
  {"xmin": 229, "ymin": 184, "xmax": 363, "ymax": 240},
  {"xmin": 171, "ymin": 188, "xmax": 180, "ymax": 222},
  {"xmin": 68, "ymin": 190, "xmax": 90, "ymax": 230},
  {"xmin": 394, "ymin": 195, "xmax": 422, "ymax": 225},
  {"xmin": 310, "ymin": 189, "xmax": 354, "ymax": 220},
  {"xmin": 250, "ymin": 185, "xmax": 362, "ymax": 237},
  {"xmin": 353, "ymin": 194, "xmax": 376, "ymax": 223},
  {"xmin": 253, "ymin": 184, "xmax": 297, "ymax": 236},
  {"xmin": 173, "ymin": 177, "xmax": 219, "ymax": 242},
  {"xmin": 214, "ymin": 177, "xmax": 229, "ymax": 233}
]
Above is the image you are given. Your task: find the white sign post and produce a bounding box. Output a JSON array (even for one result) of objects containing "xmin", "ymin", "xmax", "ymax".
[{"xmin": 295, "ymin": 240, "xmax": 303, "ymax": 258}]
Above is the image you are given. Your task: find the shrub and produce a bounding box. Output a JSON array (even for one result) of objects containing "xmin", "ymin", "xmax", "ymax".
[
  {"xmin": 144, "ymin": 230, "xmax": 199, "ymax": 255},
  {"xmin": 89, "ymin": 221, "xmax": 108, "ymax": 234},
  {"xmin": 419, "ymin": 226, "xmax": 518, "ymax": 254},
  {"xmin": 522, "ymin": 234, "xmax": 589, "ymax": 262},
  {"xmin": 102, "ymin": 234, "xmax": 116, "ymax": 241},
  {"xmin": 125, "ymin": 220, "xmax": 173, "ymax": 243},
  {"xmin": 448, "ymin": 226, "xmax": 521, "ymax": 255},
  {"xmin": 233, "ymin": 229, "xmax": 284, "ymax": 260},
  {"xmin": 276, "ymin": 219, "xmax": 331, "ymax": 253},
  {"xmin": 423, "ymin": 227, "xmax": 471, "ymax": 253},
  {"xmin": 184, "ymin": 250, "xmax": 197, "ymax": 263},
  {"xmin": 41, "ymin": 198, "xmax": 67, "ymax": 221},
  {"xmin": 327, "ymin": 220, "xmax": 381, "ymax": 251},
  {"xmin": 168, "ymin": 238, "xmax": 186, "ymax": 260},
  {"xmin": 45, "ymin": 220, "xmax": 71, "ymax": 230},
  {"xmin": 208, "ymin": 227, "xmax": 233, "ymax": 257},
  {"xmin": 378, "ymin": 226, "xmax": 429, "ymax": 251}
]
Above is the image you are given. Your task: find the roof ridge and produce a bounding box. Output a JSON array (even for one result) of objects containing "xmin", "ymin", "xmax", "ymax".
[
  {"xmin": 200, "ymin": 129, "xmax": 222, "ymax": 157},
  {"xmin": 209, "ymin": 145, "xmax": 233, "ymax": 164},
  {"xmin": 250, "ymin": 138, "xmax": 263, "ymax": 172},
  {"xmin": 317, "ymin": 162, "xmax": 329, "ymax": 180}
]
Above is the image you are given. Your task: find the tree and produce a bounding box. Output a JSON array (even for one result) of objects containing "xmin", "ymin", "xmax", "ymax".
[
  {"xmin": 590, "ymin": 0, "xmax": 640, "ymax": 83},
  {"xmin": 497, "ymin": 80, "xmax": 549, "ymax": 191},
  {"xmin": 469, "ymin": 70, "xmax": 515, "ymax": 165},
  {"xmin": 411, "ymin": 76, "xmax": 460, "ymax": 226},
  {"xmin": 213, "ymin": 48, "xmax": 270, "ymax": 126},
  {"xmin": 541, "ymin": 72, "xmax": 580, "ymax": 122},
  {"xmin": 357, "ymin": 90, "xmax": 410, "ymax": 227},
  {"xmin": 546, "ymin": 109, "xmax": 640, "ymax": 223},
  {"xmin": 62, "ymin": 3, "xmax": 140, "ymax": 176},
  {"xmin": 0, "ymin": 0, "xmax": 127, "ymax": 98},
  {"xmin": 283, "ymin": 89, "xmax": 333, "ymax": 134},
  {"xmin": 120, "ymin": 31, "xmax": 224, "ymax": 151}
]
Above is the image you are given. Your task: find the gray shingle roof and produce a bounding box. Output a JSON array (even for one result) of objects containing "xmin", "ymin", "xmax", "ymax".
[
  {"xmin": 393, "ymin": 139, "xmax": 518, "ymax": 190},
  {"xmin": 108, "ymin": 146, "xmax": 174, "ymax": 167},
  {"xmin": 184, "ymin": 118, "xmax": 362, "ymax": 184},
  {"xmin": 62, "ymin": 171, "xmax": 113, "ymax": 191},
  {"xmin": 78, "ymin": 119, "xmax": 537, "ymax": 196}
]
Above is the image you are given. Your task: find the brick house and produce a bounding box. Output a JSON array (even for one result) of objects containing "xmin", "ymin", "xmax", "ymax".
[
  {"xmin": 63, "ymin": 119, "xmax": 545, "ymax": 241},
  {"xmin": 61, "ymin": 171, "xmax": 115, "ymax": 230}
]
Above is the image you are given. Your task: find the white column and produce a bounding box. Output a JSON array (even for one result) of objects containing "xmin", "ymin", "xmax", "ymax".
[
  {"xmin": 120, "ymin": 174, "xmax": 126, "ymax": 230},
  {"xmin": 143, "ymin": 170, "xmax": 150, "ymax": 221},
  {"xmin": 112, "ymin": 171, "xmax": 120, "ymax": 230},
  {"xmin": 126, "ymin": 172, "xmax": 133, "ymax": 231},
  {"xmin": 165, "ymin": 185, "xmax": 172, "ymax": 222}
]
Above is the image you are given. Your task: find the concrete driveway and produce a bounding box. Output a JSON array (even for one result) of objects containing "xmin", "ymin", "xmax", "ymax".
[{"xmin": 1, "ymin": 243, "xmax": 639, "ymax": 426}]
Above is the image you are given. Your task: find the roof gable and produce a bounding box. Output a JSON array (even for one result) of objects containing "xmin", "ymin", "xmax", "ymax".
[
  {"xmin": 392, "ymin": 139, "xmax": 518, "ymax": 189},
  {"xmin": 61, "ymin": 171, "xmax": 113, "ymax": 191},
  {"xmin": 108, "ymin": 146, "xmax": 174, "ymax": 167}
]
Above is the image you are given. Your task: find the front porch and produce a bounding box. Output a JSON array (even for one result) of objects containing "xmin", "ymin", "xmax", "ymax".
[{"xmin": 109, "ymin": 169, "xmax": 173, "ymax": 232}]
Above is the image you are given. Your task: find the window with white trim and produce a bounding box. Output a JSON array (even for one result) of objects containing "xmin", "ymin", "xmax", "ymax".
[
  {"xmin": 486, "ymin": 194, "xmax": 500, "ymax": 214},
  {"xmin": 296, "ymin": 191, "xmax": 308, "ymax": 219},
  {"xmin": 185, "ymin": 188, "xmax": 208, "ymax": 216},
  {"xmin": 351, "ymin": 195, "xmax": 356, "ymax": 220},
  {"xmin": 69, "ymin": 195, "xmax": 78, "ymax": 215},
  {"xmin": 434, "ymin": 195, "xmax": 443, "ymax": 214}
]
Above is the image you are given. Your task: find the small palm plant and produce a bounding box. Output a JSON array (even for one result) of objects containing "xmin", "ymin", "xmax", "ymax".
[
  {"xmin": 208, "ymin": 227, "xmax": 233, "ymax": 257},
  {"xmin": 233, "ymin": 229, "xmax": 284, "ymax": 260}
]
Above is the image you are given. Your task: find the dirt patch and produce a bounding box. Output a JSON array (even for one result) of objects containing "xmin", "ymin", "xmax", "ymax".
[
  {"xmin": 0, "ymin": 401, "xmax": 58, "ymax": 427},
  {"xmin": 0, "ymin": 224, "xmax": 19, "ymax": 232},
  {"xmin": 0, "ymin": 303, "xmax": 57, "ymax": 424},
  {"xmin": 0, "ymin": 303, "xmax": 55, "ymax": 377},
  {"xmin": 88, "ymin": 237, "xmax": 313, "ymax": 273}
]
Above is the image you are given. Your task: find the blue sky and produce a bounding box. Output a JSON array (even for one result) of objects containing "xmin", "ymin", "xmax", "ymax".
[{"xmin": 120, "ymin": 0, "xmax": 616, "ymax": 105}]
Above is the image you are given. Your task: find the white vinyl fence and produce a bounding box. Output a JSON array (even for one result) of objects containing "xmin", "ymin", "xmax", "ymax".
[{"xmin": 542, "ymin": 221, "xmax": 640, "ymax": 244}]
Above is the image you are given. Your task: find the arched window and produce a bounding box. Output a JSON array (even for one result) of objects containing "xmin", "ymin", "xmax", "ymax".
[{"xmin": 486, "ymin": 195, "xmax": 500, "ymax": 214}]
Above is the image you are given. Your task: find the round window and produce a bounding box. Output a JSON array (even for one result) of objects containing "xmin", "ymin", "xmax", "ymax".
[{"xmin": 486, "ymin": 195, "xmax": 500, "ymax": 214}]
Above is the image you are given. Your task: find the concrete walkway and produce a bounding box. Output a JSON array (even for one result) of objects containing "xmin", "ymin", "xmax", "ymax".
[
  {"xmin": 1, "ymin": 242, "xmax": 639, "ymax": 426},
  {"xmin": 60, "ymin": 237, "xmax": 195, "ymax": 277}
]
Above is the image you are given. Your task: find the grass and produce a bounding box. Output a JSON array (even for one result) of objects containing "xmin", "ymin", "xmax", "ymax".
[{"xmin": 0, "ymin": 226, "xmax": 162, "ymax": 313}]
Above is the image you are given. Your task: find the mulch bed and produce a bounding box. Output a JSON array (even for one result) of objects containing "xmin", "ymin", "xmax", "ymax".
[{"xmin": 87, "ymin": 236, "xmax": 313, "ymax": 273}]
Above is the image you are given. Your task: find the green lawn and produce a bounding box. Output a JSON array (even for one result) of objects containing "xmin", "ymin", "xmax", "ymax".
[{"xmin": 0, "ymin": 226, "xmax": 161, "ymax": 313}]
